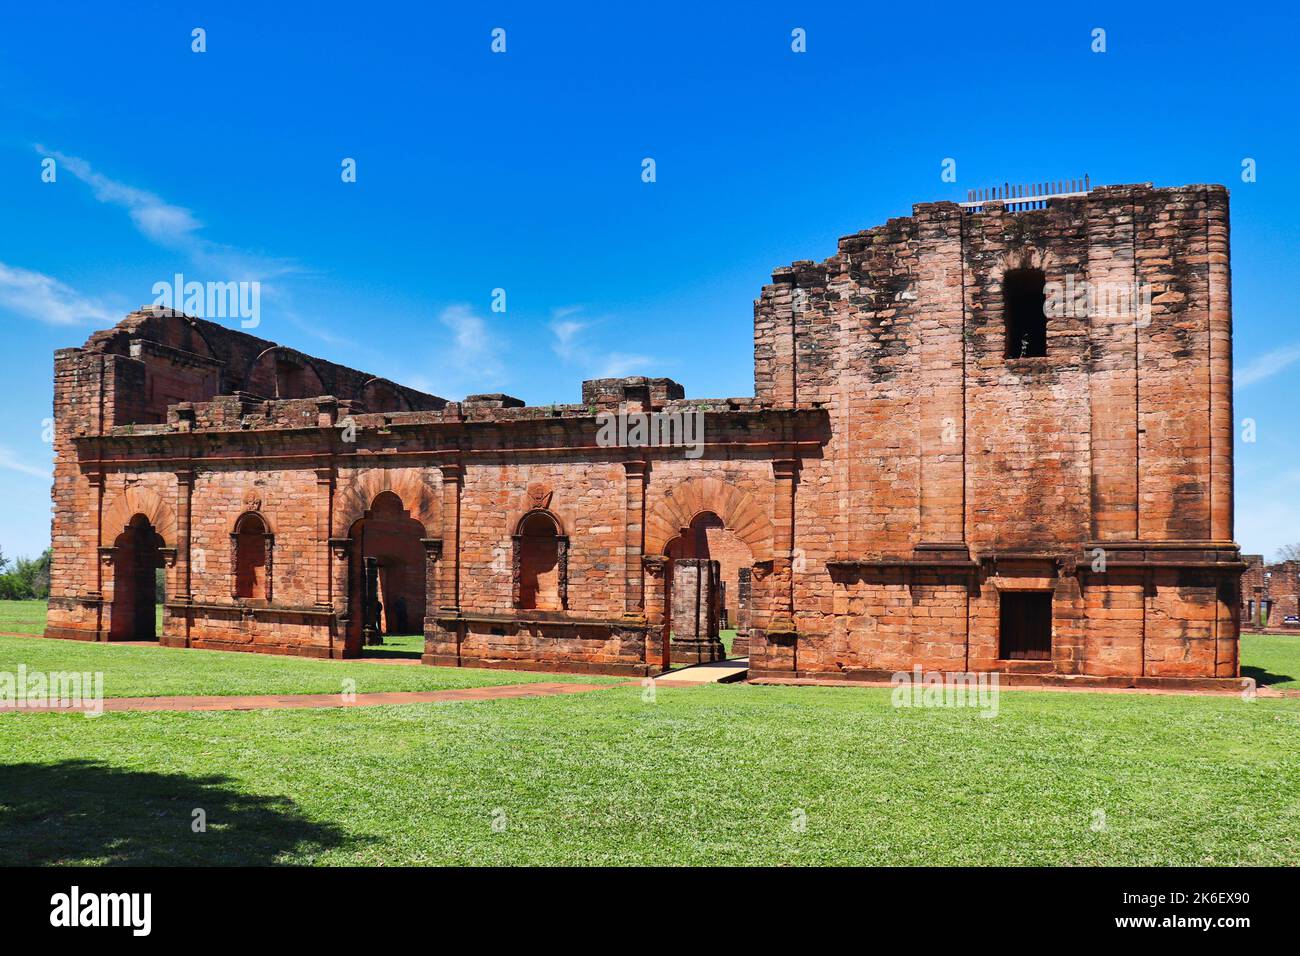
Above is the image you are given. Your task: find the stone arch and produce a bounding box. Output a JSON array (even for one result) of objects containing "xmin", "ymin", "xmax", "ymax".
[
  {"xmin": 333, "ymin": 469, "xmax": 440, "ymax": 538},
  {"xmin": 231, "ymin": 508, "xmax": 276, "ymax": 536},
  {"xmin": 244, "ymin": 346, "xmax": 328, "ymax": 399},
  {"xmin": 645, "ymin": 477, "xmax": 773, "ymax": 561},
  {"xmin": 996, "ymin": 245, "xmax": 1058, "ymax": 278},
  {"xmin": 102, "ymin": 484, "xmax": 177, "ymax": 547},
  {"xmin": 362, "ymin": 377, "xmax": 413, "ymax": 412}
]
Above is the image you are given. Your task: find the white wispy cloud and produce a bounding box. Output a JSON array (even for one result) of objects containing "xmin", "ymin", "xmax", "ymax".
[
  {"xmin": 404, "ymin": 304, "xmax": 507, "ymax": 398},
  {"xmin": 1236, "ymin": 341, "xmax": 1300, "ymax": 389},
  {"xmin": 0, "ymin": 261, "xmax": 115, "ymax": 326},
  {"xmin": 0, "ymin": 446, "xmax": 52, "ymax": 481},
  {"xmin": 547, "ymin": 307, "xmax": 656, "ymax": 378},
  {"xmin": 37, "ymin": 146, "xmax": 200, "ymax": 247},
  {"xmin": 35, "ymin": 146, "xmax": 299, "ymax": 281}
]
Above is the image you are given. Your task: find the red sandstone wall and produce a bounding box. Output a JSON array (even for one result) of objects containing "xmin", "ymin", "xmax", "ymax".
[{"xmin": 755, "ymin": 184, "xmax": 1237, "ymax": 681}]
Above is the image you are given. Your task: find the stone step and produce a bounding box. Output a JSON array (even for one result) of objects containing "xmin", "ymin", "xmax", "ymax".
[{"xmin": 654, "ymin": 657, "xmax": 749, "ymax": 685}]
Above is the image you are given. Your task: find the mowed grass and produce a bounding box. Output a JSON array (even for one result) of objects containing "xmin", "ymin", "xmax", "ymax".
[
  {"xmin": 1241, "ymin": 632, "xmax": 1300, "ymax": 689},
  {"xmin": 0, "ymin": 600, "xmax": 47, "ymax": 635},
  {"xmin": 0, "ymin": 683, "xmax": 1297, "ymax": 866},
  {"xmin": 0, "ymin": 632, "xmax": 618, "ymax": 699},
  {"xmin": 2, "ymin": 600, "xmax": 1298, "ymax": 866}
]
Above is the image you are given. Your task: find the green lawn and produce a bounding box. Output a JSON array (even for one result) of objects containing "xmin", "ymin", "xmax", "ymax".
[
  {"xmin": 2, "ymin": 599, "xmax": 1298, "ymax": 866},
  {"xmin": 1240, "ymin": 632, "xmax": 1300, "ymax": 689},
  {"xmin": 0, "ymin": 632, "xmax": 618, "ymax": 699},
  {"xmin": 0, "ymin": 683, "xmax": 1296, "ymax": 866},
  {"xmin": 0, "ymin": 600, "xmax": 48, "ymax": 635}
]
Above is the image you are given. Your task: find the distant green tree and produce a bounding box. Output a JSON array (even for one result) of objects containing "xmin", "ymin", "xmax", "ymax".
[{"xmin": 0, "ymin": 547, "xmax": 52, "ymax": 600}]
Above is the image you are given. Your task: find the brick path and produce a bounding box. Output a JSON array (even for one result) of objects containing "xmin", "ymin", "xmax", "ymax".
[{"xmin": 0, "ymin": 680, "xmax": 627, "ymax": 715}]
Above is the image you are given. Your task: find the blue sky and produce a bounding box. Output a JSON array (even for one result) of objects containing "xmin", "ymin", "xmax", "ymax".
[{"xmin": 1, "ymin": 1, "xmax": 1297, "ymax": 560}]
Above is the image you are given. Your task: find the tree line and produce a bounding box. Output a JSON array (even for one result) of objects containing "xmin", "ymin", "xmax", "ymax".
[{"xmin": 0, "ymin": 548, "xmax": 52, "ymax": 600}]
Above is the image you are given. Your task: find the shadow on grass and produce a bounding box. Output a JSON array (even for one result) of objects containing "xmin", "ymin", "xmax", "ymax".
[
  {"xmin": 0, "ymin": 759, "xmax": 352, "ymax": 865},
  {"xmin": 1241, "ymin": 665, "xmax": 1297, "ymax": 689},
  {"xmin": 360, "ymin": 634, "xmax": 424, "ymax": 661}
]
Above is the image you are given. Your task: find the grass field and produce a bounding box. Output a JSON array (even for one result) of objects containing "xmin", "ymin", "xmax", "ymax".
[{"xmin": 2, "ymin": 601, "xmax": 1298, "ymax": 866}]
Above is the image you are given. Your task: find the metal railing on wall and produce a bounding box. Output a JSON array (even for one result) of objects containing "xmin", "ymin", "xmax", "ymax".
[{"xmin": 960, "ymin": 175, "xmax": 1091, "ymax": 213}]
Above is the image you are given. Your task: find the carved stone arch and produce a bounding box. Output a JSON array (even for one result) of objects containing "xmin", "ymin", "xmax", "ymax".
[
  {"xmin": 102, "ymin": 485, "xmax": 177, "ymax": 547},
  {"xmin": 231, "ymin": 508, "xmax": 275, "ymax": 536},
  {"xmin": 995, "ymin": 245, "xmax": 1059, "ymax": 280},
  {"xmin": 333, "ymin": 468, "xmax": 440, "ymax": 538},
  {"xmin": 645, "ymin": 476, "xmax": 773, "ymax": 561}
]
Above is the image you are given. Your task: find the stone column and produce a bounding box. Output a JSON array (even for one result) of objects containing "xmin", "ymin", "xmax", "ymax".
[
  {"xmin": 642, "ymin": 555, "xmax": 669, "ymax": 669},
  {"xmin": 759, "ymin": 458, "xmax": 800, "ymax": 675},
  {"xmin": 174, "ymin": 468, "xmax": 194, "ymax": 604},
  {"xmin": 314, "ymin": 466, "xmax": 335, "ymax": 608},
  {"xmin": 421, "ymin": 538, "xmax": 442, "ymax": 616},
  {"xmin": 327, "ymin": 537, "xmax": 352, "ymax": 658},
  {"xmin": 622, "ymin": 460, "xmax": 647, "ymax": 620},
  {"xmin": 733, "ymin": 566, "xmax": 752, "ymax": 656},
  {"xmin": 669, "ymin": 558, "xmax": 725, "ymax": 664},
  {"xmin": 439, "ymin": 462, "xmax": 462, "ymax": 612},
  {"xmin": 770, "ymin": 458, "xmax": 798, "ymax": 633}
]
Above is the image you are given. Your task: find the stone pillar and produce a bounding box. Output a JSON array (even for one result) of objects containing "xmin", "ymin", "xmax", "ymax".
[
  {"xmin": 174, "ymin": 468, "xmax": 194, "ymax": 604},
  {"xmin": 642, "ymin": 554, "xmax": 669, "ymax": 669},
  {"xmin": 421, "ymin": 538, "xmax": 442, "ymax": 617},
  {"xmin": 439, "ymin": 463, "xmax": 462, "ymax": 612},
  {"xmin": 427, "ymin": 462, "xmax": 463, "ymax": 667},
  {"xmin": 87, "ymin": 470, "xmax": 107, "ymax": 639},
  {"xmin": 758, "ymin": 458, "xmax": 799, "ymax": 675},
  {"xmin": 327, "ymin": 537, "xmax": 352, "ymax": 658},
  {"xmin": 732, "ymin": 566, "xmax": 752, "ymax": 656},
  {"xmin": 770, "ymin": 458, "xmax": 798, "ymax": 631},
  {"xmin": 623, "ymin": 460, "xmax": 647, "ymax": 621},
  {"xmin": 670, "ymin": 558, "xmax": 725, "ymax": 664},
  {"xmin": 314, "ymin": 466, "xmax": 335, "ymax": 608}
]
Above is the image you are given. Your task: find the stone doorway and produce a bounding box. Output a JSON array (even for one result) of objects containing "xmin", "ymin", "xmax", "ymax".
[
  {"xmin": 665, "ymin": 557, "xmax": 726, "ymax": 665},
  {"xmin": 665, "ymin": 511, "xmax": 753, "ymax": 658},
  {"xmin": 347, "ymin": 491, "xmax": 427, "ymax": 657},
  {"xmin": 109, "ymin": 514, "xmax": 165, "ymax": 641}
]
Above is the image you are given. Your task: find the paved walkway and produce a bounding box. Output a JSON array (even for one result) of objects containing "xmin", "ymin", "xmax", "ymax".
[
  {"xmin": 655, "ymin": 658, "xmax": 749, "ymax": 686},
  {"xmin": 0, "ymin": 680, "xmax": 623, "ymax": 715}
]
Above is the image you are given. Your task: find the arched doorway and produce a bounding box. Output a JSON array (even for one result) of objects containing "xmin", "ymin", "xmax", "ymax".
[
  {"xmin": 347, "ymin": 491, "xmax": 427, "ymax": 657},
  {"xmin": 110, "ymin": 514, "xmax": 165, "ymax": 641},
  {"xmin": 665, "ymin": 511, "xmax": 753, "ymax": 660}
]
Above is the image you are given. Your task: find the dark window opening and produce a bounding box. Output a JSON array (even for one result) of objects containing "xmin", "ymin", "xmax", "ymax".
[
  {"xmin": 516, "ymin": 512, "xmax": 561, "ymax": 611},
  {"xmin": 1004, "ymin": 268, "xmax": 1048, "ymax": 358},
  {"xmin": 999, "ymin": 591, "xmax": 1053, "ymax": 660},
  {"xmin": 233, "ymin": 513, "xmax": 269, "ymax": 601}
]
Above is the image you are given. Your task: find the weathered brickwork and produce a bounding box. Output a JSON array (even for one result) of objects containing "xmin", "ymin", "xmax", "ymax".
[{"xmin": 44, "ymin": 182, "xmax": 1243, "ymax": 686}]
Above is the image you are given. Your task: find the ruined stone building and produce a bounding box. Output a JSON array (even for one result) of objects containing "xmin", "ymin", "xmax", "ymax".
[
  {"xmin": 1241, "ymin": 556, "xmax": 1300, "ymax": 630},
  {"xmin": 44, "ymin": 181, "xmax": 1244, "ymax": 687}
]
